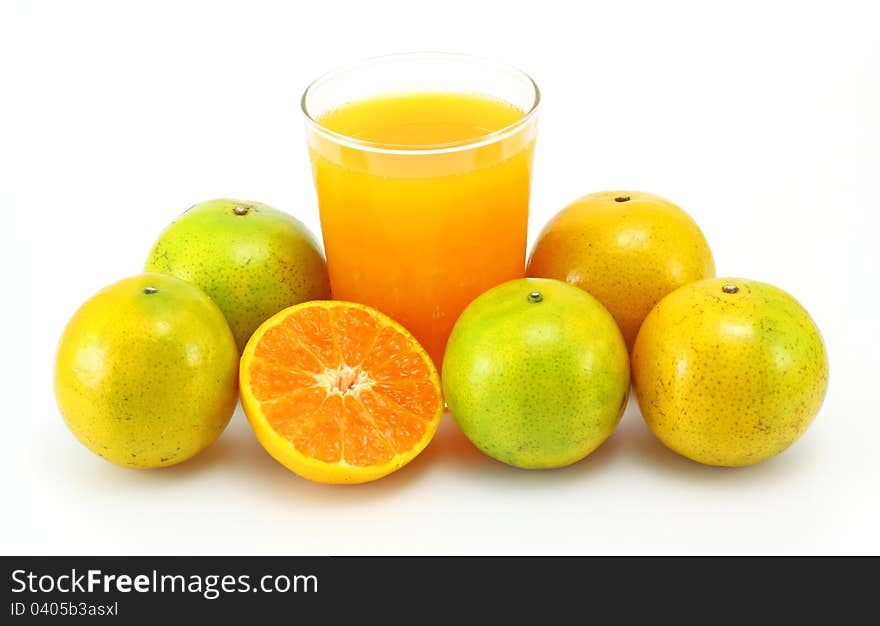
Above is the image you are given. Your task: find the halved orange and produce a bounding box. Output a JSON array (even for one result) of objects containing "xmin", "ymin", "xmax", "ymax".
[{"xmin": 240, "ymin": 300, "xmax": 444, "ymax": 484}]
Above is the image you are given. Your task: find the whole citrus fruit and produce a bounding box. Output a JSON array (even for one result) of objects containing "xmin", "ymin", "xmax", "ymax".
[
  {"xmin": 55, "ymin": 274, "xmax": 239, "ymax": 468},
  {"xmin": 442, "ymin": 278, "xmax": 630, "ymax": 469},
  {"xmin": 145, "ymin": 198, "xmax": 331, "ymax": 351},
  {"xmin": 632, "ymin": 278, "xmax": 828, "ymax": 466},
  {"xmin": 240, "ymin": 300, "xmax": 443, "ymax": 484},
  {"xmin": 527, "ymin": 191, "xmax": 715, "ymax": 349}
]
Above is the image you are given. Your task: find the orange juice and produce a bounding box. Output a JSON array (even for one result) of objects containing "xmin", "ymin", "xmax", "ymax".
[{"xmin": 307, "ymin": 91, "xmax": 537, "ymax": 365}]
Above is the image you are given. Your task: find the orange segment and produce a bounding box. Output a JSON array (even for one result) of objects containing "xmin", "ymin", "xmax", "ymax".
[
  {"xmin": 247, "ymin": 359, "xmax": 319, "ymax": 402},
  {"xmin": 373, "ymin": 379, "xmax": 441, "ymax": 415},
  {"xmin": 332, "ymin": 305, "xmax": 383, "ymax": 365},
  {"xmin": 341, "ymin": 396, "xmax": 396, "ymax": 466},
  {"xmin": 360, "ymin": 326, "xmax": 432, "ymax": 378},
  {"xmin": 253, "ymin": 324, "xmax": 324, "ymax": 373},
  {"xmin": 358, "ymin": 390, "xmax": 428, "ymax": 452},
  {"xmin": 239, "ymin": 300, "xmax": 444, "ymax": 484},
  {"xmin": 284, "ymin": 305, "xmax": 338, "ymax": 367}
]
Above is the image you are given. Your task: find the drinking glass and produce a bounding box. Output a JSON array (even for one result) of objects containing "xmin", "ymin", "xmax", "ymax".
[{"xmin": 302, "ymin": 53, "xmax": 539, "ymax": 366}]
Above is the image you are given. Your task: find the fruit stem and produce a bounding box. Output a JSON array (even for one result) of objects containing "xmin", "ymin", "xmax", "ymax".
[
  {"xmin": 722, "ymin": 284, "xmax": 739, "ymax": 294},
  {"xmin": 233, "ymin": 206, "xmax": 250, "ymax": 216},
  {"xmin": 528, "ymin": 291, "xmax": 544, "ymax": 303},
  {"xmin": 143, "ymin": 287, "xmax": 158, "ymax": 295},
  {"xmin": 614, "ymin": 196, "xmax": 631, "ymax": 203}
]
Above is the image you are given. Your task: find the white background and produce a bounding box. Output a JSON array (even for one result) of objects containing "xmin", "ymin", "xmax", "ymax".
[{"xmin": 1, "ymin": 0, "xmax": 877, "ymax": 555}]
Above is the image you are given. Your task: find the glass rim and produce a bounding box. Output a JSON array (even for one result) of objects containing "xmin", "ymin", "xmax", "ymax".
[{"xmin": 300, "ymin": 52, "xmax": 540, "ymax": 155}]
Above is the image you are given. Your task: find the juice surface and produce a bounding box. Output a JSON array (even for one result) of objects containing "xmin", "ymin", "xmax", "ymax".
[
  {"xmin": 318, "ymin": 92, "xmax": 524, "ymax": 146},
  {"xmin": 309, "ymin": 91, "xmax": 536, "ymax": 366}
]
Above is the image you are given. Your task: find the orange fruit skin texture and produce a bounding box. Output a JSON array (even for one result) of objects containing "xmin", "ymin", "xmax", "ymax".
[
  {"xmin": 146, "ymin": 198, "xmax": 331, "ymax": 352},
  {"xmin": 632, "ymin": 278, "xmax": 829, "ymax": 467},
  {"xmin": 442, "ymin": 278, "xmax": 630, "ymax": 469},
  {"xmin": 54, "ymin": 273, "xmax": 239, "ymax": 468},
  {"xmin": 527, "ymin": 191, "xmax": 715, "ymax": 350},
  {"xmin": 239, "ymin": 301, "xmax": 444, "ymax": 484}
]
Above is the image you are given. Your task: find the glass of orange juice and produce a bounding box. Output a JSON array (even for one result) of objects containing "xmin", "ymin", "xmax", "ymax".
[{"xmin": 302, "ymin": 53, "xmax": 539, "ymax": 366}]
